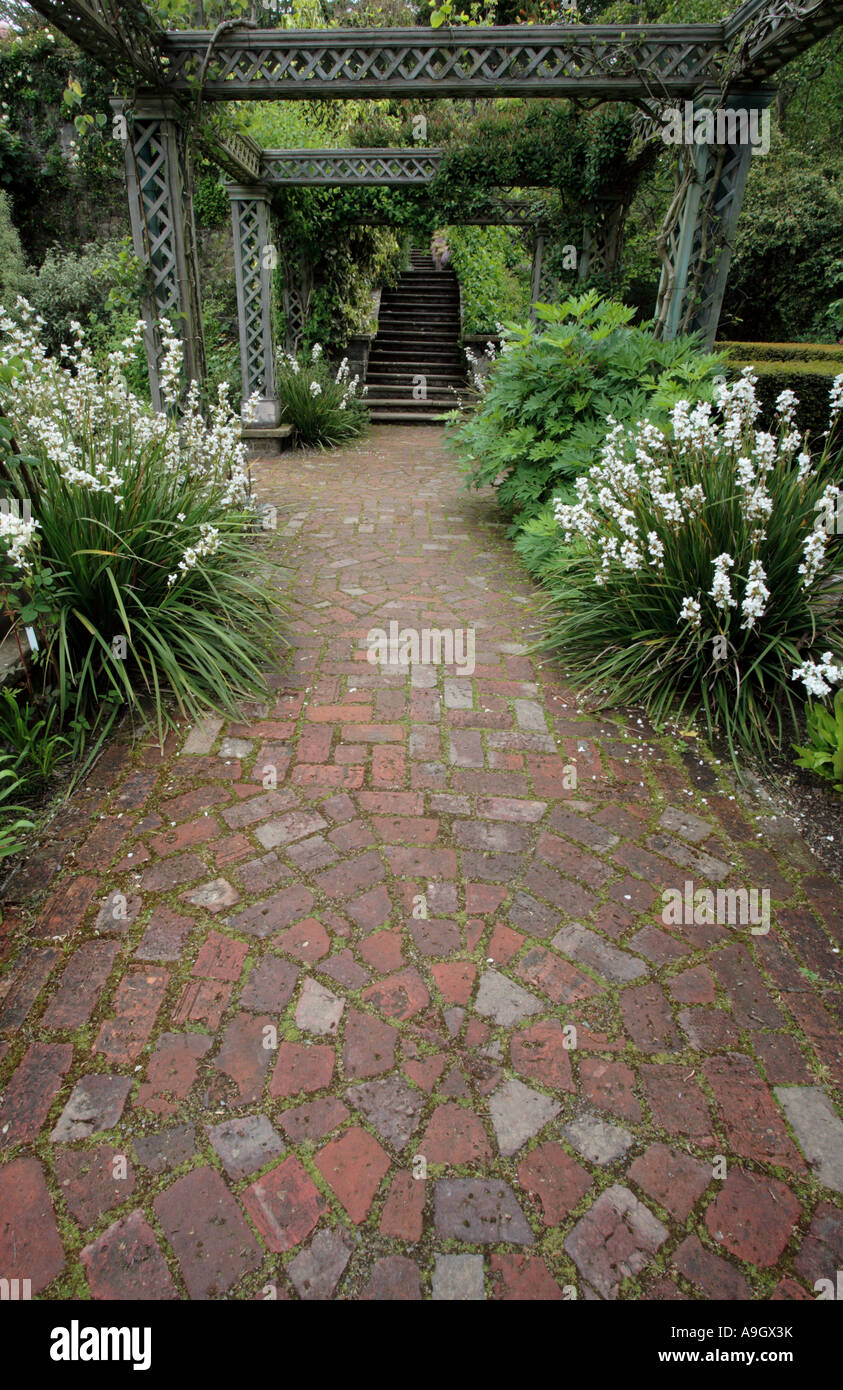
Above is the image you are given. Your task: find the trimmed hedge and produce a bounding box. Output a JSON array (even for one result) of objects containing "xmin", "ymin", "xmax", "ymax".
[
  {"xmin": 719, "ymin": 340, "xmax": 843, "ymax": 364},
  {"xmin": 720, "ymin": 344, "xmax": 842, "ymax": 441}
]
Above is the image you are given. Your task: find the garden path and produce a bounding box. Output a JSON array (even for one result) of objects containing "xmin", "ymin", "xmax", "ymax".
[{"xmin": 1, "ymin": 426, "xmax": 841, "ymax": 1301}]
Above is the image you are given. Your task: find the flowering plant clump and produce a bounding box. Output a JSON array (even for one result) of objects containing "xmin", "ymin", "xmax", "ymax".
[
  {"xmin": 274, "ymin": 344, "xmax": 368, "ymax": 447},
  {"xmin": 0, "ymin": 301, "xmax": 284, "ymax": 752},
  {"xmin": 548, "ymin": 368, "xmax": 843, "ymax": 757}
]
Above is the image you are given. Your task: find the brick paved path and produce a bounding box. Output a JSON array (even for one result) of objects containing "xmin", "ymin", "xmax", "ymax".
[{"xmin": 1, "ymin": 426, "xmax": 841, "ymax": 1301}]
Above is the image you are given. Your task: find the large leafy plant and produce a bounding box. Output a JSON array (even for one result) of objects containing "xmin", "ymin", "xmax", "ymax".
[
  {"xmin": 451, "ymin": 291, "xmax": 725, "ymax": 522},
  {"xmin": 794, "ymin": 685, "xmax": 843, "ymax": 793}
]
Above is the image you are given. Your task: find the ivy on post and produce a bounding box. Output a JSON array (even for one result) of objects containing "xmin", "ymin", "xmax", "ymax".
[
  {"xmin": 113, "ymin": 96, "xmax": 206, "ymax": 409},
  {"xmin": 227, "ymin": 185, "xmax": 280, "ymax": 427},
  {"xmin": 655, "ymin": 88, "xmax": 775, "ymax": 348}
]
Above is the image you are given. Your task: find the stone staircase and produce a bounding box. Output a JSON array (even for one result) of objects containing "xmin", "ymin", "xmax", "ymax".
[{"xmin": 364, "ymin": 251, "xmax": 467, "ymax": 425}]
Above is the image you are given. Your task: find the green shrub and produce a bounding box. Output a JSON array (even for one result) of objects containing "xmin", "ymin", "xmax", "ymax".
[
  {"xmin": 0, "ymin": 307, "xmax": 285, "ymax": 753},
  {"xmin": 451, "ymin": 291, "xmax": 725, "ymax": 522},
  {"xmin": 18, "ymin": 237, "xmax": 145, "ymax": 362},
  {"xmin": 730, "ymin": 356, "xmax": 843, "ymax": 444},
  {"xmin": 276, "ymin": 345, "xmax": 369, "ymax": 448},
  {"xmin": 723, "ymin": 139, "xmax": 843, "ymax": 343},
  {"xmin": 719, "ymin": 342, "xmax": 843, "ymax": 364},
  {"xmin": 0, "ymin": 190, "xmax": 28, "ymax": 310},
  {"xmin": 794, "ymin": 685, "xmax": 843, "ymax": 793},
  {"xmin": 544, "ymin": 370, "xmax": 843, "ymax": 759},
  {"xmin": 445, "ymin": 225, "xmax": 531, "ymax": 335}
]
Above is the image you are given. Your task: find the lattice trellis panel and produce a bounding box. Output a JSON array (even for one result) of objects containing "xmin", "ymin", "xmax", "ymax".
[
  {"xmin": 580, "ymin": 199, "xmax": 628, "ymax": 281},
  {"xmin": 132, "ymin": 118, "xmax": 181, "ymax": 322},
  {"xmin": 261, "ymin": 148, "xmax": 443, "ymax": 185},
  {"xmin": 26, "ymin": 3, "xmax": 843, "ymax": 101},
  {"xmin": 281, "ymin": 253, "xmax": 314, "ymax": 356},
  {"xmin": 27, "ymin": 0, "xmax": 164, "ymax": 82},
  {"xmin": 530, "ymin": 234, "xmax": 560, "ymax": 312},
  {"xmin": 161, "ymin": 24, "xmax": 730, "ymax": 100},
  {"xmin": 684, "ymin": 145, "xmax": 749, "ymax": 337},
  {"xmin": 230, "ymin": 190, "xmax": 278, "ymax": 412}
]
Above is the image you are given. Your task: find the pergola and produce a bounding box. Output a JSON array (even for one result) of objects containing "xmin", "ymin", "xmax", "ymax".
[{"xmin": 27, "ymin": 0, "xmax": 843, "ymax": 423}]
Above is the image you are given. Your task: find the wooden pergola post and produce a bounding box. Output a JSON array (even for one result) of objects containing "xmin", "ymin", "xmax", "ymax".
[
  {"xmin": 657, "ymin": 89, "xmax": 775, "ymax": 347},
  {"xmin": 113, "ymin": 96, "xmax": 206, "ymax": 408},
  {"xmin": 227, "ymin": 184, "xmax": 280, "ymax": 425}
]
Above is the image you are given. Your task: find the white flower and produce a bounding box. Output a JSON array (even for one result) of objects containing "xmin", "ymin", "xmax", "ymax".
[
  {"xmin": 792, "ymin": 653, "xmax": 843, "ymax": 700},
  {"xmin": 619, "ymin": 538, "xmax": 644, "ymax": 572},
  {"xmin": 311, "ymin": 343, "xmax": 322, "ymax": 362},
  {"xmin": 680, "ymin": 484, "xmax": 705, "ymax": 512},
  {"xmin": 798, "ymin": 493, "xmax": 836, "ymax": 586},
  {"xmin": 775, "ymin": 388, "xmax": 798, "ymax": 424},
  {"xmin": 740, "ymin": 559, "xmax": 769, "ymax": 631},
  {"xmin": 709, "ymin": 553, "xmax": 736, "ymax": 611},
  {"xmin": 829, "ymin": 374, "xmax": 843, "ymax": 420},
  {"xmin": 678, "ymin": 597, "xmax": 702, "ymax": 629},
  {"xmin": 309, "ymin": 381, "xmax": 322, "ymax": 397},
  {"xmin": 0, "ymin": 508, "xmax": 39, "ymax": 568},
  {"xmin": 647, "ymin": 531, "xmax": 664, "ymax": 568}
]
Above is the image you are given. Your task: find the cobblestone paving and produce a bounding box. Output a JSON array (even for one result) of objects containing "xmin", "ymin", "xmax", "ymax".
[{"xmin": 1, "ymin": 426, "xmax": 841, "ymax": 1301}]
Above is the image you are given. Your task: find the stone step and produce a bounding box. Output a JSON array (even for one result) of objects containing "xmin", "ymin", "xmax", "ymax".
[
  {"xmin": 368, "ymin": 352, "xmax": 465, "ymax": 365},
  {"xmin": 369, "ymin": 344, "xmax": 463, "ymax": 356},
  {"xmin": 365, "ymin": 374, "xmax": 466, "ymax": 387},
  {"xmin": 378, "ymin": 315, "xmax": 460, "ymax": 325},
  {"xmin": 366, "ymin": 256, "xmax": 464, "ymax": 410},
  {"xmin": 366, "ymin": 395, "xmax": 457, "ymax": 408},
  {"xmin": 367, "ymin": 410, "xmax": 450, "ymax": 424}
]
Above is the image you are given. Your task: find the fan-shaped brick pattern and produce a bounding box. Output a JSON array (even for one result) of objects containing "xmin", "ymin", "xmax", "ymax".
[{"xmin": 1, "ymin": 429, "xmax": 841, "ymax": 1302}]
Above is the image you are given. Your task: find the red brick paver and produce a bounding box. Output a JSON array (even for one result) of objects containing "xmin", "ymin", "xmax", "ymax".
[{"xmin": 0, "ymin": 427, "xmax": 840, "ymax": 1300}]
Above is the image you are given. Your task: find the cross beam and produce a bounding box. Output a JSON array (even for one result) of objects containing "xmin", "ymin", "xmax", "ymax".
[
  {"xmin": 159, "ymin": 24, "xmax": 731, "ymax": 101},
  {"xmin": 260, "ymin": 148, "xmax": 444, "ymax": 185},
  {"xmin": 27, "ymin": 2, "xmax": 843, "ymax": 105}
]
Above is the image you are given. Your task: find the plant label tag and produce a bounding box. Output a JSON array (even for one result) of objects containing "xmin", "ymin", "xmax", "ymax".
[{"xmin": 25, "ymin": 626, "xmax": 38, "ymax": 652}]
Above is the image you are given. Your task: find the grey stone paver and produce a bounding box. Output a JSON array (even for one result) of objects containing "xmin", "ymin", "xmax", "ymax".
[
  {"xmin": 434, "ymin": 1179, "xmax": 534, "ymax": 1245},
  {"xmin": 561, "ymin": 1113, "xmax": 634, "ymax": 1165},
  {"xmin": 432, "ymin": 1254, "xmax": 486, "ymax": 1300},
  {"xmin": 287, "ymin": 1228, "xmax": 356, "ymax": 1300},
  {"xmin": 775, "ymin": 1087, "xmax": 843, "ymax": 1194},
  {"xmin": 474, "ymin": 969, "xmax": 542, "ymax": 1026},
  {"xmin": 295, "ymin": 978, "xmax": 345, "ymax": 1035},
  {"xmin": 488, "ymin": 1078, "xmax": 561, "ymax": 1156},
  {"xmin": 344, "ymin": 1077, "xmax": 424, "ymax": 1150},
  {"xmin": 50, "ymin": 1075, "xmax": 132, "ymax": 1142},
  {"xmin": 551, "ymin": 924, "xmax": 649, "ymax": 984},
  {"xmin": 565, "ymin": 1185, "xmax": 669, "ymax": 1298},
  {"xmin": 206, "ymin": 1115, "xmax": 286, "ymax": 1179}
]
